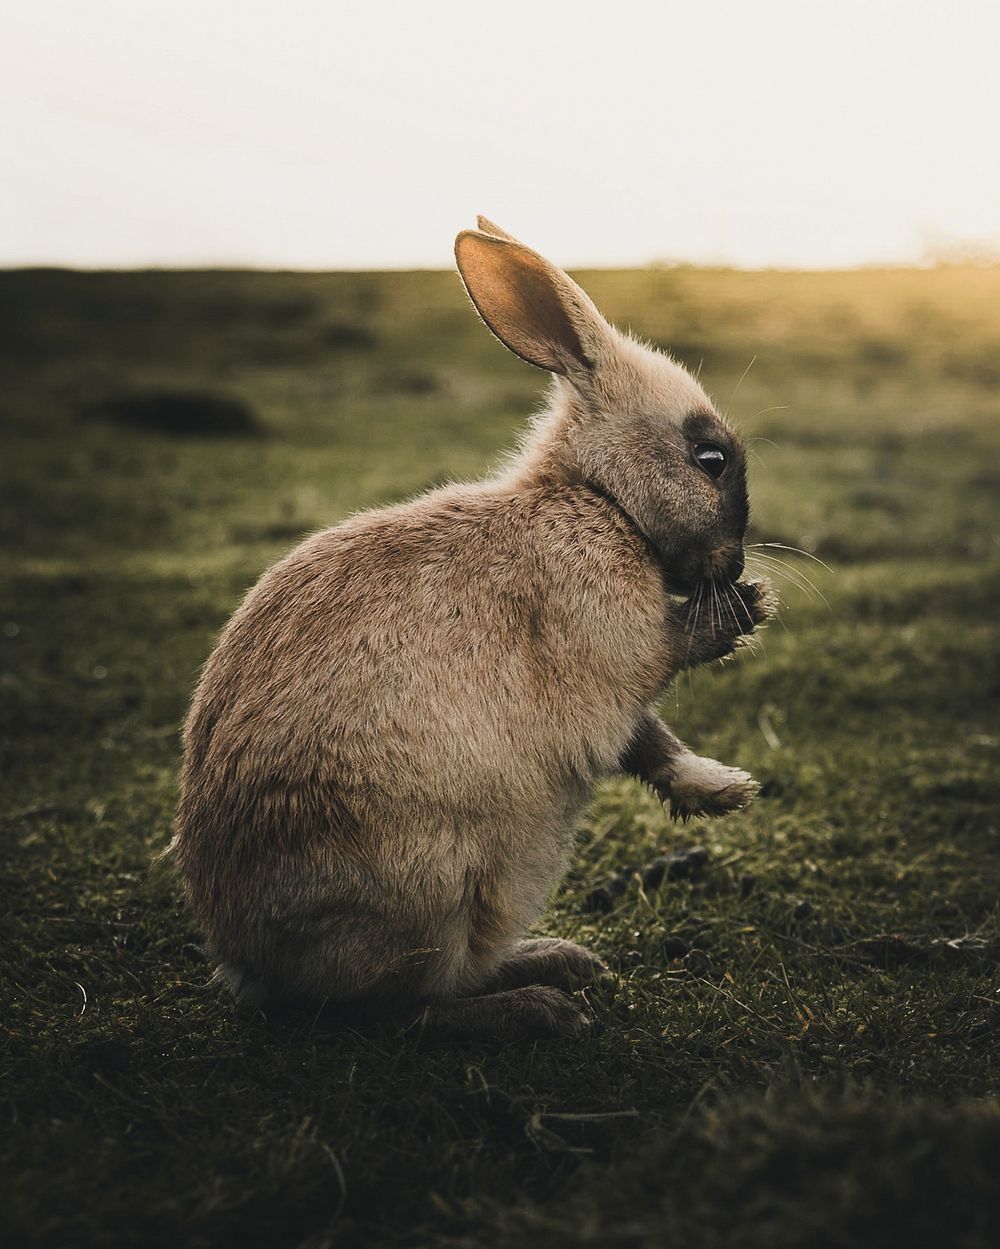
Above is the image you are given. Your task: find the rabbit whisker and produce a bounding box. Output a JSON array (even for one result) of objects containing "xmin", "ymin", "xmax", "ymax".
[
  {"xmin": 748, "ymin": 542, "xmax": 835, "ymax": 574},
  {"xmin": 748, "ymin": 551, "xmax": 829, "ymax": 606},
  {"xmin": 721, "ymin": 583, "xmax": 762, "ymax": 657},
  {"xmin": 744, "ymin": 560, "xmax": 790, "ymax": 632},
  {"xmin": 681, "ymin": 580, "xmax": 706, "ymax": 699},
  {"xmin": 709, "ymin": 580, "xmax": 721, "ymax": 640},
  {"xmin": 730, "ymin": 354, "xmax": 757, "ymax": 402},
  {"xmin": 686, "ymin": 581, "xmax": 705, "ymax": 643},
  {"xmin": 746, "ymin": 552, "xmax": 822, "ymax": 600}
]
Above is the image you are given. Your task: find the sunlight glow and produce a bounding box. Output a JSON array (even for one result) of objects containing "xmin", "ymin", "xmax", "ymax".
[{"xmin": 2, "ymin": 0, "xmax": 998, "ymax": 269}]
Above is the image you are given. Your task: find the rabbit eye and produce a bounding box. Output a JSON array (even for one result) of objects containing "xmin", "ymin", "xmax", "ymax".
[{"xmin": 693, "ymin": 443, "xmax": 726, "ymax": 479}]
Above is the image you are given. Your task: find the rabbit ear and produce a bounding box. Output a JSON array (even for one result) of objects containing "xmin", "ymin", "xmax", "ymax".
[
  {"xmin": 475, "ymin": 215, "xmax": 521, "ymax": 243},
  {"xmin": 454, "ymin": 229, "xmax": 612, "ymax": 377}
]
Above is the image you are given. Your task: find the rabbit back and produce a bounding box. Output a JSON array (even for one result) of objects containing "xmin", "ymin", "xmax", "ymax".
[{"xmin": 173, "ymin": 479, "xmax": 668, "ymax": 1003}]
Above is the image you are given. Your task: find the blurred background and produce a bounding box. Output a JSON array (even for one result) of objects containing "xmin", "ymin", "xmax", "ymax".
[
  {"xmin": 3, "ymin": 0, "xmax": 999, "ymax": 270},
  {"xmin": 4, "ymin": 5, "xmax": 1000, "ymax": 1249}
]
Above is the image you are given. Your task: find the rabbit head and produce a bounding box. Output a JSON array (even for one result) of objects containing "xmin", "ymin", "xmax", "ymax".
[{"xmin": 455, "ymin": 217, "xmax": 749, "ymax": 595}]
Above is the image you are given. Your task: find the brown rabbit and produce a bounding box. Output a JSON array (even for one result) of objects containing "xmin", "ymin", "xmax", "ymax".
[{"xmin": 169, "ymin": 217, "xmax": 775, "ymax": 1039}]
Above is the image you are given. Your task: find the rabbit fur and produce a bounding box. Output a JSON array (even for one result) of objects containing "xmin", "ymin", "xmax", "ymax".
[{"xmin": 169, "ymin": 217, "xmax": 775, "ymax": 1038}]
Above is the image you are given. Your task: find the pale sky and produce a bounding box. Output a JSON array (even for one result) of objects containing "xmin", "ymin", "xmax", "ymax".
[{"xmin": 2, "ymin": 0, "xmax": 998, "ymax": 270}]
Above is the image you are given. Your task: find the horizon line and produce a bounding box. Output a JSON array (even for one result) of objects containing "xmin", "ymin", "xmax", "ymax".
[{"xmin": 4, "ymin": 256, "xmax": 1000, "ymax": 277}]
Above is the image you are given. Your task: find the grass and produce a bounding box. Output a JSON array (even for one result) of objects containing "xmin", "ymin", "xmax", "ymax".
[{"xmin": 2, "ymin": 261, "xmax": 999, "ymax": 1249}]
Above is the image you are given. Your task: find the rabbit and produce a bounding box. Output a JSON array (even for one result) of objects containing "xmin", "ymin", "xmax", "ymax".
[{"xmin": 168, "ymin": 216, "xmax": 775, "ymax": 1039}]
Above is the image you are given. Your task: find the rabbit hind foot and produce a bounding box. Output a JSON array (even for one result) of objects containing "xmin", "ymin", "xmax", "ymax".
[{"xmin": 418, "ymin": 984, "xmax": 590, "ymax": 1040}]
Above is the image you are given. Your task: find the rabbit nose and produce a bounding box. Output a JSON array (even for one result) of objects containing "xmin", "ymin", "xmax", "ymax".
[{"xmin": 706, "ymin": 543, "xmax": 745, "ymax": 582}]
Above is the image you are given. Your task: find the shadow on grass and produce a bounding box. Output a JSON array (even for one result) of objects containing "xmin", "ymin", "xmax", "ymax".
[{"xmin": 80, "ymin": 389, "xmax": 263, "ymax": 437}]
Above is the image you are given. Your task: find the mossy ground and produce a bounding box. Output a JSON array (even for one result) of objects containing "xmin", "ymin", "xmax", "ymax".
[{"xmin": 2, "ymin": 264, "xmax": 999, "ymax": 1248}]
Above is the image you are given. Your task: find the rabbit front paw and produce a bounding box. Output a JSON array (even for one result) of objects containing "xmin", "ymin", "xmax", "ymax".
[
  {"xmin": 657, "ymin": 751, "xmax": 759, "ymax": 821},
  {"xmin": 673, "ymin": 576, "xmax": 776, "ymax": 669},
  {"xmin": 730, "ymin": 576, "xmax": 778, "ymax": 630}
]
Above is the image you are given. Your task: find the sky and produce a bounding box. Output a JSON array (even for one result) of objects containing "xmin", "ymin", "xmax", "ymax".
[{"xmin": 2, "ymin": 0, "xmax": 998, "ymax": 270}]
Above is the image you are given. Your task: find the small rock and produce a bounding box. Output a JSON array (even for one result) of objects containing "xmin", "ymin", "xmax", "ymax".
[
  {"xmin": 585, "ymin": 886, "xmax": 615, "ymax": 913},
  {"xmin": 684, "ymin": 948, "xmax": 713, "ymax": 978},
  {"xmin": 615, "ymin": 863, "xmax": 640, "ymax": 885},
  {"xmin": 584, "ymin": 864, "xmax": 637, "ymax": 912},
  {"xmin": 847, "ymin": 934, "xmax": 928, "ymax": 968},
  {"xmin": 670, "ymin": 847, "xmax": 709, "ymax": 879},
  {"xmin": 642, "ymin": 847, "xmax": 709, "ymax": 889},
  {"xmin": 585, "ymin": 849, "xmax": 710, "ymax": 911},
  {"xmin": 641, "ymin": 857, "xmax": 670, "ymax": 889}
]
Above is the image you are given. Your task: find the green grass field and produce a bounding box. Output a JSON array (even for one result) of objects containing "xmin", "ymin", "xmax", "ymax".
[{"xmin": 3, "ymin": 262, "xmax": 999, "ymax": 1249}]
